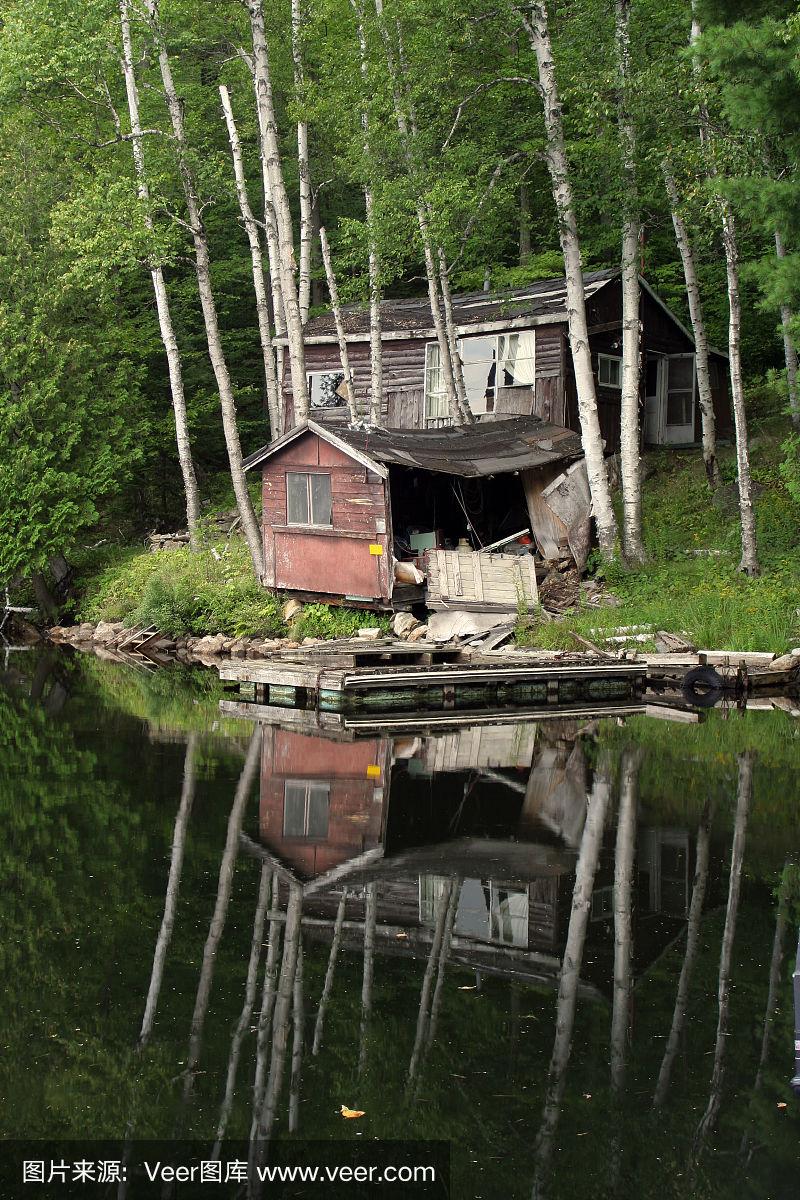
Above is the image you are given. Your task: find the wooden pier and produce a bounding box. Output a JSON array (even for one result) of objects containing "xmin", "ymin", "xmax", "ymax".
[{"xmin": 220, "ymin": 650, "xmax": 647, "ymax": 714}]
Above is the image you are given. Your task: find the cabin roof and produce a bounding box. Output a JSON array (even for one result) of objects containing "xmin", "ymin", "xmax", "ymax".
[
  {"xmin": 293, "ymin": 268, "xmax": 619, "ymax": 343},
  {"xmin": 243, "ymin": 415, "xmax": 584, "ymax": 479}
]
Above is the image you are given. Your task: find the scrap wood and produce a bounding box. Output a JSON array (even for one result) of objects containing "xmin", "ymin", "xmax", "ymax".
[{"xmin": 568, "ymin": 631, "xmax": 615, "ymax": 660}]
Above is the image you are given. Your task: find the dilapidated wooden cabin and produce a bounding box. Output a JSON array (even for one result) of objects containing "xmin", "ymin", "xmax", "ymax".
[
  {"xmin": 279, "ymin": 268, "xmax": 731, "ymax": 448},
  {"xmin": 243, "ymin": 415, "xmax": 586, "ymax": 607}
]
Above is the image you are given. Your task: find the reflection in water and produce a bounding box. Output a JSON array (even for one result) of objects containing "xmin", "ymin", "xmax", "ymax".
[{"xmin": 2, "ymin": 655, "xmax": 799, "ymax": 1199}]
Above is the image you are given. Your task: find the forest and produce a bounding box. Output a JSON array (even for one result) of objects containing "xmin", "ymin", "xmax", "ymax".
[{"xmin": 1, "ymin": 0, "xmax": 799, "ymax": 637}]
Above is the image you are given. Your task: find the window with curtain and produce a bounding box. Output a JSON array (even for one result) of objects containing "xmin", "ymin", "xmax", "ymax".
[{"xmin": 424, "ymin": 331, "xmax": 536, "ymax": 419}]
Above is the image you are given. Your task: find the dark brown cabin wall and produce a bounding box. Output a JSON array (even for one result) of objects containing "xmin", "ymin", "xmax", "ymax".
[{"xmin": 284, "ymin": 339, "xmax": 428, "ymax": 428}]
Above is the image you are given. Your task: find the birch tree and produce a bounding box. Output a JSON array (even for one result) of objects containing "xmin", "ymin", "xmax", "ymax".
[
  {"xmin": 614, "ymin": 0, "xmax": 645, "ymax": 563},
  {"xmin": 318, "ymin": 225, "xmax": 357, "ymax": 421},
  {"xmin": 662, "ymin": 163, "xmax": 720, "ymax": 487},
  {"xmin": 690, "ymin": 5, "xmax": 758, "ymax": 574},
  {"xmin": 291, "ymin": 0, "xmax": 313, "ymax": 325},
  {"xmin": 142, "ymin": 0, "xmax": 265, "ymax": 577},
  {"xmin": 516, "ymin": 2, "xmax": 618, "ymax": 557},
  {"xmin": 119, "ymin": 0, "xmax": 201, "ymax": 546},
  {"xmin": 219, "ymin": 84, "xmax": 282, "ymax": 439},
  {"xmin": 247, "ymin": 0, "xmax": 310, "ymax": 423}
]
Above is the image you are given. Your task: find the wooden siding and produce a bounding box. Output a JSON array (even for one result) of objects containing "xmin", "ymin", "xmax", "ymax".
[{"xmin": 261, "ymin": 429, "xmax": 393, "ymax": 601}]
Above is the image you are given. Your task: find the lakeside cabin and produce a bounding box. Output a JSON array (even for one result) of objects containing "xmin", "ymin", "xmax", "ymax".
[
  {"xmin": 244, "ymin": 268, "xmax": 733, "ymax": 608},
  {"xmin": 277, "ymin": 267, "xmax": 732, "ymax": 447}
]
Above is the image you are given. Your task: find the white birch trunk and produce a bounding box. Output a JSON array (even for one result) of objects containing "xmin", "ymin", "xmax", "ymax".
[
  {"xmin": 662, "ymin": 163, "xmax": 720, "ymax": 487},
  {"xmin": 138, "ymin": 733, "xmax": 197, "ymax": 1048},
  {"xmin": 614, "ymin": 0, "xmax": 645, "ymax": 564},
  {"xmin": 219, "ymin": 85, "xmax": 282, "ymax": 440},
  {"xmin": 693, "ymin": 752, "xmax": 752, "ymax": 1158},
  {"xmin": 407, "ymin": 879, "xmax": 453, "ymax": 1088},
  {"xmin": 653, "ymin": 797, "xmax": 714, "ymax": 1108},
  {"xmin": 531, "ymin": 757, "xmax": 611, "ymax": 1199},
  {"xmin": 722, "ymin": 206, "xmax": 760, "ymax": 575},
  {"xmin": 119, "ymin": 0, "xmax": 200, "ymax": 546},
  {"xmin": 143, "ymin": 0, "xmax": 265, "ymax": 578},
  {"xmin": 247, "ymin": 0, "xmax": 310, "ymax": 424},
  {"xmin": 373, "ymin": 0, "xmax": 463, "ymax": 426},
  {"xmin": 318, "ymin": 226, "xmax": 357, "ymax": 422},
  {"xmin": 438, "ymin": 249, "xmax": 474, "ymax": 424},
  {"xmin": 774, "ymin": 230, "xmax": 800, "ymax": 428},
  {"xmin": 350, "ymin": 0, "xmax": 384, "ymax": 425},
  {"xmin": 519, "ymin": 3, "xmax": 618, "ymax": 555},
  {"xmin": 291, "ymin": 0, "xmax": 313, "ymax": 325},
  {"xmin": 690, "ymin": 5, "xmax": 758, "ymax": 573}
]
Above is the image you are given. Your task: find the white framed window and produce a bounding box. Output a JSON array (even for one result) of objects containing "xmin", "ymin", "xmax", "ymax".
[
  {"xmin": 598, "ymin": 353, "xmax": 622, "ymax": 389},
  {"xmin": 286, "ymin": 471, "xmax": 332, "ymax": 527},
  {"xmin": 424, "ymin": 330, "xmax": 536, "ymax": 420},
  {"xmin": 283, "ymin": 780, "xmax": 330, "ymax": 839},
  {"xmin": 308, "ymin": 370, "xmax": 348, "ymax": 409}
]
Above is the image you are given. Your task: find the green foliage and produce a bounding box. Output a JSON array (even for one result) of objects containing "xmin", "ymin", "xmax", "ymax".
[
  {"xmin": 291, "ymin": 603, "xmax": 391, "ymax": 640},
  {"xmin": 80, "ymin": 538, "xmax": 285, "ymax": 638}
]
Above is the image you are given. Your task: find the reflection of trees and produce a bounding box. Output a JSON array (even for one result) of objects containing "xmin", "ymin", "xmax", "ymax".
[
  {"xmin": 312, "ymin": 889, "xmax": 348, "ymax": 1056},
  {"xmin": 212, "ymin": 864, "xmax": 272, "ymax": 1154},
  {"xmin": 692, "ymin": 753, "xmax": 753, "ymax": 1163},
  {"xmin": 653, "ymin": 796, "xmax": 715, "ymax": 1109},
  {"xmin": 739, "ymin": 861, "xmax": 790, "ymax": 1162},
  {"xmin": 609, "ymin": 746, "xmax": 641, "ymax": 1193},
  {"xmin": 407, "ymin": 879, "xmax": 455, "ymax": 1093},
  {"xmin": 530, "ymin": 756, "xmax": 612, "ymax": 1200},
  {"xmin": 139, "ymin": 734, "xmax": 198, "ymax": 1049},
  {"xmin": 178, "ymin": 729, "xmax": 262, "ymax": 1121},
  {"xmin": 289, "ymin": 944, "xmax": 305, "ymax": 1133},
  {"xmin": 358, "ymin": 883, "xmax": 379, "ymax": 1076}
]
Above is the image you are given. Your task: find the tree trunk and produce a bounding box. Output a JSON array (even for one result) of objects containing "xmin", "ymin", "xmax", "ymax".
[
  {"xmin": 438, "ymin": 249, "xmax": 474, "ymax": 424},
  {"xmin": 247, "ymin": 0, "xmax": 310, "ymax": 424},
  {"xmin": 722, "ymin": 206, "xmax": 759, "ymax": 575},
  {"xmin": 774, "ymin": 230, "xmax": 800, "ymax": 428},
  {"xmin": 119, "ymin": 0, "xmax": 201, "ymax": 547},
  {"xmin": 351, "ymin": 0, "xmax": 384, "ymax": 425},
  {"xmin": 518, "ymin": 3, "xmax": 618, "ymax": 556},
  {"xmin": 144, "ymin": 0, "xmax": 264, "ymax": 577},
  {"xmin": 690, "ymin": 5, "xmax": 758, "ymax": 572},
  {"xmin": 288, "ymin": 943, "xmax": 304, "ymax": 1133},
  {"xmin": 318, "ymin": 225, "xmax": 357, "ymax": 422},
  {"xmin": 653, "ymin": 797, "xmax": 714, "ymax": 1108},
  {"xmin": 219, "ymin": 85, "xmax": 282, "ymax": 441},
  {"xmin": 693, "ymin": 752, "xmax": 752, "ymax": 1159},
  {"xmin": 312, "ymin": 889, "xmax": 348, "ymax": 1055},
  {"xmin": 520, "ymin": 182, "xmax": 532, "ymax": 263},
  {"xmin": 615, "ymin": 0, "xmax": 645, "ymax": 564},
  {"xmin": 139, "ymin": 734, "xmax": 197, "ymax": 1048},
  {"xmin": 291, "ymin": 0, "xmax": 313, "ymax": 325},
  {"xmin": 31, "ymin": 571, "xmax": 59, "ymax": 625},
  {"xmin": 250, "ymin": 872, "xmax": 284, "ymax": 1141},
  {"xmin": 373, "ymin": 0, "xmax": 463, "ymax": 426},
  {"xmin": 662, "ymin": 163, "xmax": 720, "ymax": 487},
  {"xmin": 407, "ymin": 880, "xmax": 453, "ymax": 1089}
]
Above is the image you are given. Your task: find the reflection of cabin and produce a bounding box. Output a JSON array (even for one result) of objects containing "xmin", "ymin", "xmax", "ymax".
[
  {"xmin": 279, "ymin": 269, "xmax": 731, "ymax": 449},
  {"xmin": 253, "ymin": 719, "xmax": 703, "ymax": 992},
  {"xmin": 243, "ymin": 416, "xmax": 584, "ymax": 604}
]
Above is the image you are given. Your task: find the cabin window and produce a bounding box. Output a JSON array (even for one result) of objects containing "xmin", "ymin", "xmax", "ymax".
[
  {"xmin": 308, "ymin": 370, "xmax": 348, "ymax": 408},
  {"xmin": 286, "ymin": 471, "xmax": 332, "ymax": 526},
  {"xmin": 283, "ymin": 781, "xmax": 330, "ymax": 839},
  {"xmin": 424, "ymin": 330, "xmax": 536, "ymax": 419},
  {"xmin": 598, "ymin": 353, "xmax": 622, "ymax": 388},
  {"xmin": 665, "ymin": 355, "xmax": 695, "ymax": 426},
  {"xmin": 489, "ymin": 884, "xmax": 528, "ymax": 947}
]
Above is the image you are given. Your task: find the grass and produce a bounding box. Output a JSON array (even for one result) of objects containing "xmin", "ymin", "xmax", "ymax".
[{"xmin": 517, "ymin": 421, "xmax": 800, "ymax": 654}]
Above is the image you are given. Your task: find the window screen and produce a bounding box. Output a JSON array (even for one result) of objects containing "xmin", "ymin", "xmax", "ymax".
[
  {"xmin": 283, "ymin": 781, "xmax": 330, "ymax": 839},
  {"xmin": 286, "ymin": 472, "xmax": 332, "ymax": 526}
]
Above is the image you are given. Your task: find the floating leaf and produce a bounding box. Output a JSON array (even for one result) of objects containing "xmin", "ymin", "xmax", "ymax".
[{"xmin": 340, "ymin": 1105, "xmax": 366, "ymax": 1119}]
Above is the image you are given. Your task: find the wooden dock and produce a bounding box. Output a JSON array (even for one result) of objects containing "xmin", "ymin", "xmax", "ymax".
[{"xmin": 220, "ymin": 653, "xmax": 647, "ymax": 713}]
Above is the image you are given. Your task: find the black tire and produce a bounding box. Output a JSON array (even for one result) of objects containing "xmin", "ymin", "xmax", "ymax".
[{"xmin": 681, "ymin": 665, "xmax": 724, "ymax": 708}]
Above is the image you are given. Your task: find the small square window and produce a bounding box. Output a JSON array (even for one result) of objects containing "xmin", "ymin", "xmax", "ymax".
[
  {"xmin": 283, "ymin": 780, "xmax": 330, "ymax": 839},
  {"xmin": 286, "ymin": 472, "xmax": 332, "ymax": 526},
  {"xmin": 598, "ymin": 354, "xmax": 622, "ymax": 389}
]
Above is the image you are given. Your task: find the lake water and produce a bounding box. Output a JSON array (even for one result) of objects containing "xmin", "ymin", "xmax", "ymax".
[{"xmin": 2, "ymin": 649, "xmax": 799, "ymax": 1198}]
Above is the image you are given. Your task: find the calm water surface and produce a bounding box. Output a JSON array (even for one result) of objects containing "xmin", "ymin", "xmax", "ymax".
[{"xmin": 2, "ymin": 649, "xmax": 799, "ymax": 1198}]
